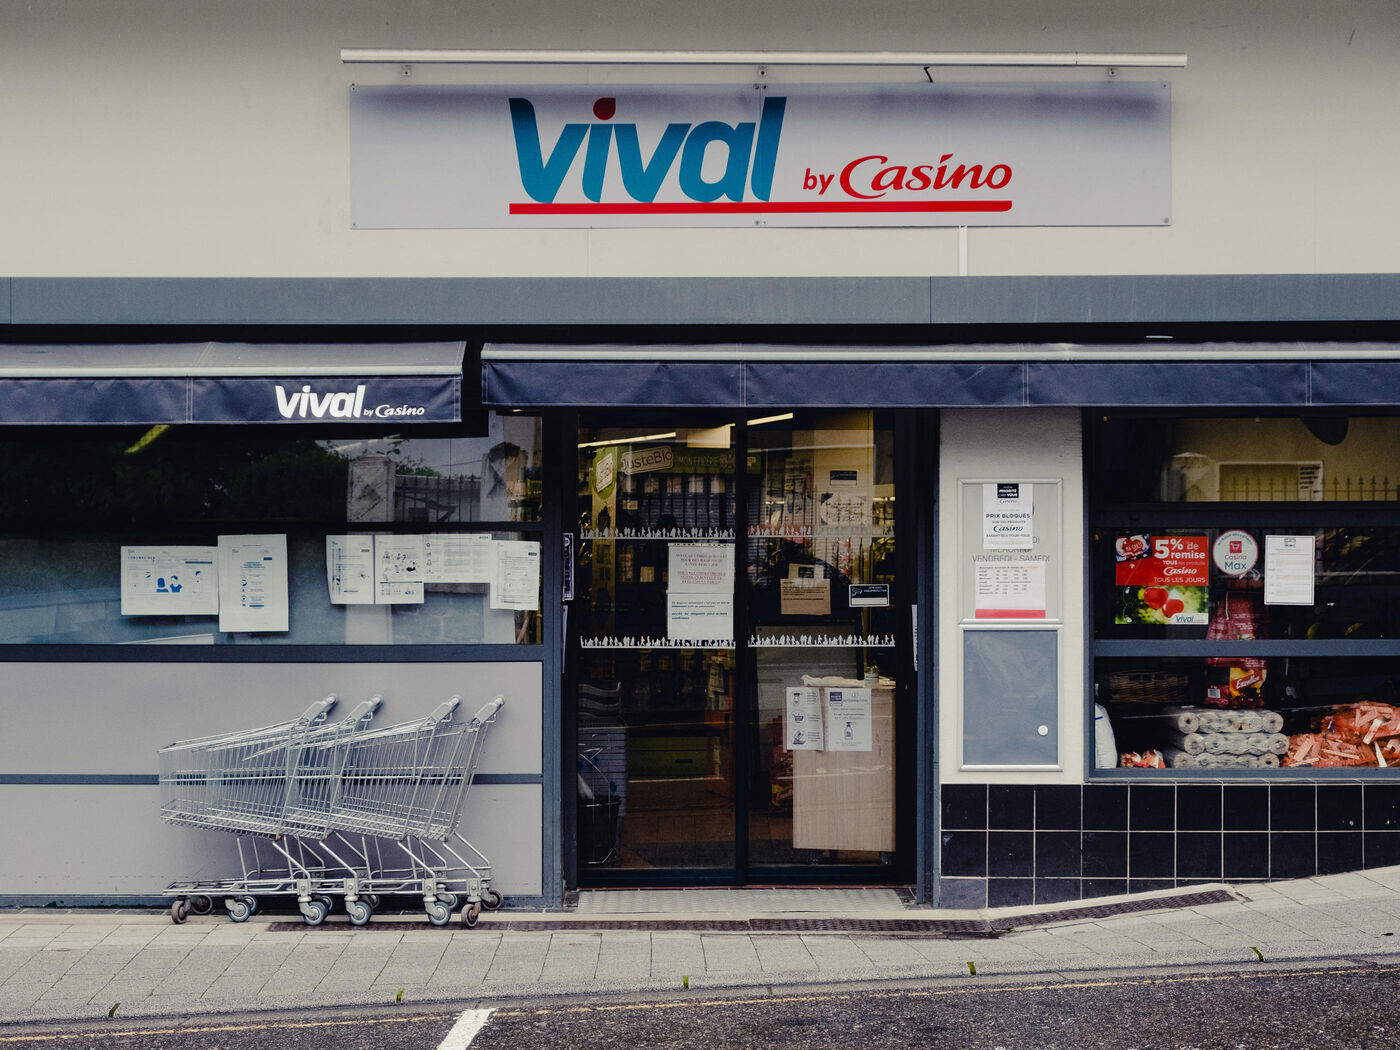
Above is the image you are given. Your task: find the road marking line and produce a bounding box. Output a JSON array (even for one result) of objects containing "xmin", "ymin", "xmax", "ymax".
[{"xmin": 437, "ymin": 1008, "xmax": 495, "ymax": 1050}]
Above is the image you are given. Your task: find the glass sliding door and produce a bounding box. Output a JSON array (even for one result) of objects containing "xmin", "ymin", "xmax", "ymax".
[
  {"xmin": 571, "ymin": 410, "xmax": 904, "ymax": 881},
  {"xmin": 574, "ymin": 416, "xmax": 737, "ymax": 872},
  {"xmin": 744, "ymin": 411, "xmax": 899, "ymax": 870}
]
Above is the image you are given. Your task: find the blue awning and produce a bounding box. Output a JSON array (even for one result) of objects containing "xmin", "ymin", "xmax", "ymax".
[
  {"xmin": 481, "ymin": 342, "xmax": 1400, "ymax": 408},
  {"xmin": 0, "ymin": 342, "xmax": 465, "ymax": 424}
]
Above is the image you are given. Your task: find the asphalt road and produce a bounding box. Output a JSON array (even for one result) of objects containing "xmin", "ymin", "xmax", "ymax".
[{"xmin": 4, "ymin": 962, "xmax": 1398, "ymax": 1050}]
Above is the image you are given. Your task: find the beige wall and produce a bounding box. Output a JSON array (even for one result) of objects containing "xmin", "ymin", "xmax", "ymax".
[
  {"xmin": 939, "ymin": 409, "xmax": 1085, "ymax": 784},
  {"xmin": 1, "ymin": 0, "xmax": 1396, "ymax": 279}
]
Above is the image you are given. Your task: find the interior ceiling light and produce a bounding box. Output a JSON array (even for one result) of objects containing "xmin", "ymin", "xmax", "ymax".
[{"xmin": 577, "ymin": 431, "xmax": 677, "ymax": 449}]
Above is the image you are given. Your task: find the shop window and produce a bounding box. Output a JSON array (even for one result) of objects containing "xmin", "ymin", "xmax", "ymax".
[
  {"xmin": 0, "ymin": 414, "xmax": 543, "ymax": 645},
  {"xmin": 1090, "ymin": 413, "xmax": 1400, "ymax": 775}
]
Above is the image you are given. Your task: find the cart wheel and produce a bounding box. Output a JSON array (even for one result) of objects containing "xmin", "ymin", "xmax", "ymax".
[
  {"xmin": 436, "ymin": 892, "xmax": 459, "ymax": 911},
  {"xmin": 365, "ymin": 894, "xmax": 381, "ymax": 909},
  {"xmin": 313, "ymin": 894, "xmax": 335, "ymax": 913},
  {"xmin": 188, "ymin": 894, "xmax": 215, "ymax": 915},
  {"xmin": 239, "ymin": 895, "xmax": 259, "ymax": 917},
  {"xmin": 482, "ymin": 889, "xmax": 503, "ymax": 911},
  {"xmin": 301, "ymin": 899, "xmax": 330, "ymax": 927},
  {"xmin": 346, "ymin": 899, "xmax": 373, "ymax": 927},
  {"xmin": 226, "ymin": 898, "xmax": 252, "ymax": 923},
  {"xmin": 425, "ymin": 900, "xmax": 452, "ymax": 927},
  {"xmin": 461, "ymin": 903, "xmax": 481, "ymax": 928},
  {"xmin": 169, "ymin": 899, "xmax": 189, "ymax": 925}
]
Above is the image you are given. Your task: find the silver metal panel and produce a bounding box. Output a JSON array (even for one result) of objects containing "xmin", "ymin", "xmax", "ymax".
[{"xmin": 962, "ymin": 628, "xmax": 1059, "ymax": 767}]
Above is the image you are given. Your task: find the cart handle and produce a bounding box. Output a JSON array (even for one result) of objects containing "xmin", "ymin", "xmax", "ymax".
[
  {"xmin": 297, "ymin": 694, "xmax": 338, "ymax": 726},
  {"xmin": 470, "ymin": 695, "xmax": 505, "ymax": 726},
  {"xmin": 342, "ymin": 694, "xmax": 383, "ymax": 727},
  {"xmin": 425, "ymin": 695, "xmax": 462, "ymax": 724}
]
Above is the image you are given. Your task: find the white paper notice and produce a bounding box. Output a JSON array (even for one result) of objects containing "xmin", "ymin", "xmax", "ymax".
[
  {"xmin": 668, "ymin": 543, "xmax": 734, "ymax": 592},
  {"xmin": 825, "ymin": 687, "xmax": 873, "ymax": 752},
  {"xmin": 974, "ymin": 562, "xmax": 1048, "ymax": 618},
  {"xmin": 372, "ymin": 534, "xmax": 425, "ymax": 605},
  {"xmin": 1265, "ymin": 534, "xmax": 1316, "ymax": 606},
  {"xmin": 326, "ymin": 536, "xmax": 375, "ymax": 605},
  {"xmin": 667, "ymin": 593, "xmax": 734, "ymax": 641},
  {"xmin": 121, "ymin": 546, "xmax": 218, "ymax": 616},
  {"xmin": 785, "ymin": 686, "xmax": 825, "ymax": 751},
  {"xmin": 983, "ymin": 482, "xmax": 1033, "ymax": 550},
  {"xmin": 217, "ymin": 535, "xmax": 289, "ymax": 633},
  {"xmin": 423, "ymin": 532, "xmax": 494, "ymax": 584},
  {"xmin": 491, "ymin": 540, "xmax": 540, "ymax": 610}
]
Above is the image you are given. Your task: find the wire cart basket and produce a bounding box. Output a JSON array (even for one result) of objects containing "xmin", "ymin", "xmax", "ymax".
[{"xmin": 160, "ymin": 693, "xmax": 505, "ymax": 928}]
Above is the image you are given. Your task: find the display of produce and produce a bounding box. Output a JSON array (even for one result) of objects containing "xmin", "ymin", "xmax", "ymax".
[
  {"xmin": 1283, "ymin": 700, "xmax": 1400, "ymax": 768},
  {"xmin": 1118, "ymin": 749, "xmax": 1165, "ymax": 768}
]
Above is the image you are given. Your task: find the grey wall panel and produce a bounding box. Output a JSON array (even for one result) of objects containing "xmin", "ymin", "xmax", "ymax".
[
  {"xmin": 0, "ymin": 782, "xmax": 542, "ymax": 898},
  {"xmin": 8, "ymin": 277, "xmax": 933, "ymax": 326},
  {"xmin": 14, "ymin": 274, "xmax": 1400, "ymax": 328},
  {"xmin": 928, "ymin": 274, "xmax": 1400, "ymax": 325},
  {"xmin": 0, "ymin": 661, "xmax": 542, "ymax": 777}
]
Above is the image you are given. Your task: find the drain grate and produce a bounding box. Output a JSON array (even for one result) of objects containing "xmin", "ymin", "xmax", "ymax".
[{"xmin": 265, "ymin": 887, "xmax": 1235, "ymax": 936}]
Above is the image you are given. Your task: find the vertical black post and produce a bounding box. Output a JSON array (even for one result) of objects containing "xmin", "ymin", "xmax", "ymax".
[
  {"xmin": 556, "ymin": 409, "xmax": 579, "ymax": 895},
  {"xmin": 732, "ymin": 411, "xmax": 750, "ymax": 882},
  {"xmin": 909, "ymin": 408, "xmax": 939, "ymax": 905}
]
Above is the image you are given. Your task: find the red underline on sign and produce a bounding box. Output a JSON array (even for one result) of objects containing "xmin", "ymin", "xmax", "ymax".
[
  {"xmin": 974, "ymin": 609, "xmax": 1047, "ymax": 619},
  {"xmin": 509, "ymin": 200, "xmax": 1014, "ymax": 215}
]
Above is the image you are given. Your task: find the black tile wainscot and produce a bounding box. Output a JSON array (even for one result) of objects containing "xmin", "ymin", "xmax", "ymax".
[{"xmin": 936, "ymin": 782, "xmax": 1400, "ymax": 908}]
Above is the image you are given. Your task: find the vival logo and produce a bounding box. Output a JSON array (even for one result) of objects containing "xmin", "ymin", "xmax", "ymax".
[
  {"xmin": 508, "ymin": 95, "xmax": 786, "ymax": 214},
  {"xmin": 275, "ymin": 384, "xmax": 366, "ymax": 419},
  {"xmin": 506, "ymin": 94, "xmax": 1014, "ymax": 218}
]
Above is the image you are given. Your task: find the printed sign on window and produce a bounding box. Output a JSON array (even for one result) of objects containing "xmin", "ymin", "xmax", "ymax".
[{"xmin": 1114, "ymin": 534, "xmax": 1210, "ymax": 625}]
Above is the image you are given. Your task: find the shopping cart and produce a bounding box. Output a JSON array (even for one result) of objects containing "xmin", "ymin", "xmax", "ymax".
[
  {"xmin": 161, "ymin": 695, "xmax": 383, "ymax": 925},
  {"xmin": 162, "ymin": 694, "xmax": 506, "ymax": 928},
  {"xmin": 318, "ymin": 695, "xmax": 506, "ymax": 927}
]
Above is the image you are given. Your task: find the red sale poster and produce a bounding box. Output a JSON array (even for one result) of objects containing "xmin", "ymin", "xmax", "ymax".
[{"xmin": 1114, "ymin": 534, "xmax": 1210, "ymax": 625}]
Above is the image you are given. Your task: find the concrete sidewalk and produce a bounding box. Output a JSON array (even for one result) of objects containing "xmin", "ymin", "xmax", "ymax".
[{"xmin": 2, "ymin": 869, "xmax": 1399, "ymax": 1025}]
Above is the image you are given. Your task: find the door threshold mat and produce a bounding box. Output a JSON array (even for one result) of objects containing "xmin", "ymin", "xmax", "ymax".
[{"xmin": 267, "ymin": 887, "xmax": 1235, "ymax": 935}]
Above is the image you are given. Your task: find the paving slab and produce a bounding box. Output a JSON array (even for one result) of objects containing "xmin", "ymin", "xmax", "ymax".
[{"xmin": 0, "ymin": 869, "xmax": 1398, "ymax": 1024}]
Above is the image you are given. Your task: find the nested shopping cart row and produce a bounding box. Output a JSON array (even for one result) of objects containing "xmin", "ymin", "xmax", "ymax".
[{"xmin": 159, "ymin": 692, "xmax": 505, "ymax": 927}]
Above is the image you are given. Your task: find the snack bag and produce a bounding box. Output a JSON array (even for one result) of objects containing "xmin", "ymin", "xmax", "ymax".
[{"xmin": 1204, "ymin": 590, "xmax": 1268, "ymax": 708}]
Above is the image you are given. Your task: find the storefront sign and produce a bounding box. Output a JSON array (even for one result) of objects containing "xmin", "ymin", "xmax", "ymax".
[
  {"xmin": 1114, "ymin": 534, "xmax": 1210, "ymax": 625},
  {"xmin": 0, "ymin": 342, "xmax": 466, "ymax": 426},
  {"xmin": 1264, "ymin": 534, "xmax": 1316, "ymax": 606},
  {"xmin": 974, "ymin": 562, "xmax": 1047, "ymax": 619},
  {"xmin": 825, "ymin": 687, "xmax": 873, "ymax": 752},
  {"xmin": 784, "ymin": 686, "xmax": 825, "ymax": 751},
  {"xmin": 621, "ymin": 446, "xmax": 674, "ymax": 475},
  {"xmin": 982, "ymin": 482, "xmax": 1033, "ymax": 550},
  {"xmin": 120, "ymin": 546, "xmax": 219, "ymax": 616},
  {"xmin": 1213, "ymin": 529, "xmax": 1260, "ymax": 577},
  {"xmin": 217, "ymin": 534, "xmax": 290, "ymax": 633},
  {"xmin": 849, "ymin": 583, "xmax": 890, "ymax": 608},
  {"xmin": 350, "ymin": 83, "xmax": 1170, "ymax": 229}
]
